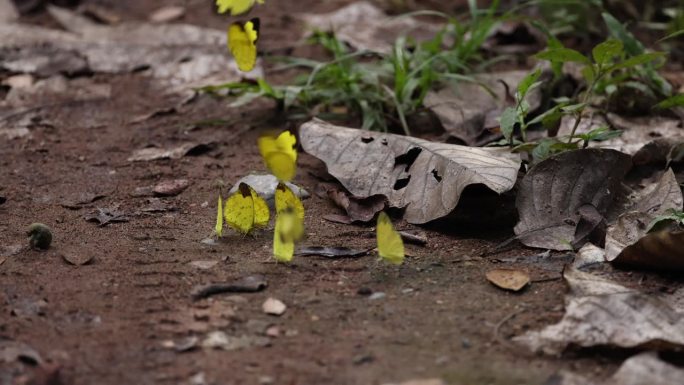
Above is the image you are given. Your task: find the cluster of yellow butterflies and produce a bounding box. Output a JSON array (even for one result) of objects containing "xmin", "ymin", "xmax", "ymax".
[
  {"xmin": 216, "ymin": 0, "xmax": 264, "ymax": 72},
  {"xmin": 214, "ymin": 129, "xmax": 405, "ymax": 265}
]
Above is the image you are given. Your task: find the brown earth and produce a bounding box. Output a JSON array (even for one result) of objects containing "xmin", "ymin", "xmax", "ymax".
[{"xmin": 0, "ymin": 1, "xmax": 625, "ymax": 384}]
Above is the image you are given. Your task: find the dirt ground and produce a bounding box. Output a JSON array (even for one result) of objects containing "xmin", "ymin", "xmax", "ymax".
[{"xmin": 0, "ymin": 1, "xmax": 628, "ymax": 384}]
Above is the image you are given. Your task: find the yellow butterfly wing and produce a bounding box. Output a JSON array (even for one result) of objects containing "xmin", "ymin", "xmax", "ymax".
[
  {"xmin": 215, "ymin": 193, "xmax": 224, "ymax": 237},
  {"xmin": 228, "ymin": 18, "xmax": 259, "ymax": 72},
  {"xmin": 258, "ymin": 131, "xmax": 297, "ymax": 182},
  {"xmin": 275, "ymin": 183, "xmax": 304, "ymax": 239},
  {"xmin": 273, "ymin": 209, "xmax": 300, "ymax": 263},
  {"xmin": 216, "ymin": 0, "xmax": 263, "ymax": 15},
  {"xmin": 248, "ymin": 184, "xmax": 270, "ymax": 229},
  {"xmin": 224, "ymin": 183, "xmax": 255, "ymax": 234},
  {"xmin": 377, "ymin": 212, "xmax": 405, "ymax": 265}
]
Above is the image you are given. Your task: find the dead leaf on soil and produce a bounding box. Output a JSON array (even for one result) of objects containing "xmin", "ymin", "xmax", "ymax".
[
  {"xmin": 60, "ymin": 191, "xmax": 108, "ymax": 210},
  {"xmin": 425, "ymin": 70, "xmax": 544, "ymax": 146},
  {"xmin": 0, "ymin": 0, "xmax": 18, "ymax": 23},
  {"xmin": 0, "ymin": 340, "xmax": 43, "ymax": 365},
  {"xmin": 633, "ymin": 137, "xmax": 684, "ymax": 166},
  {"xmin": 153, "ymin": 179, "xmax": 190, "ymax": 197},
  {"xmin": 604, "ymin": 169, "xmax": 684, "ymax": 269},
  {"xmin": 83, "ymin": 206, "xmax": 129, "ymax": 226},
  {"xmin": 295, "ymin": 246, "xmax": 369, "ymax": 258},
  {"xmin": 0, "ymin": 6, "xmax": 260, "ymax": 94},
  {"xmin": 161, "ymin": 336, "xmax": 198, "ymax": 353},
  {"xmin": 61, "ymin": 248, "xmax": 95, "ymax": 266},
  {"xmin": 300, "ymin": 2, "xmax": 439, "ymax": 54},
  {"xmin": 514, "ymin": 149, "xmax": 632, "ymax": 251},
  {"xmin": 550, "ymin": 352, "xmax": 684, "ymax": 385},
  {"xmin": 300, "ymin": 119, "xmax": 521, "ymax": 224},
  {"xmin": 514, "ymin": 268, "xmax": 684, "ymax": 355},
  {"xmin": 127, "ymin": 142, "xmax": 212, "ymax": 162},
  {"xmin": 191, "ymin": 275, "xmax": 268, "ymax": 300},
  {"xmin": 486, "ymin": 269, "xmax": 530, "ymax": 292},
  {"xmin": 149, "ymin": 6, "xmax": 185, "ymax": 23},
  {"xmin": 601, "ymin": 113, "xmax": 684, "ymax": 156},
  {"xmin": 317, "ymin": 182, "xmax": 386, "ymax": 222}
]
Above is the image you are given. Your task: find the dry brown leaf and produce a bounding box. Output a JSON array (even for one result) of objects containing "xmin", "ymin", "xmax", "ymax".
[
  {"xmin": 425, "ymin": 70, "xmax": 544, "ymax": 145},
  {"xmin": 514, "ymin": 149, "xmax": 632, "ymax": 251},
  {"xmin": 300, "ymin": 2, "xmax": 439, "ymax": 54},
  {"xmin": 485, "ymin": 269, "xmax": 530, "ymax": 291},
  {"xmin": 300, "ymin": 119, "xmax": 521, "ymax": 224},
  {"xmin": 514, "ymin": 268, "xmax": 684, "ymax": 355},
  {"xmin": 612, "ymin": 230, "xmax": 684, "ymax": 271},
  {"xmin": 550, "ymin": 352, "xmax": 684, "ymax": 385}
]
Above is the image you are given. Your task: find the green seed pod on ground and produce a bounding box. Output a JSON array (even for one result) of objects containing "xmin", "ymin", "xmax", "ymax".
[{"xmin": 27, "ymin": 223, "xmax": 53, "ymax": 250}]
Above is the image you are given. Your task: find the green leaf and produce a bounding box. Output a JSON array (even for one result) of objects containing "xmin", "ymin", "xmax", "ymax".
[
  {"xmin": 561, "ymin": 103, "xmax": 587, "ymax": 113},
  {"xmin": 499, "ymin": 107, "xmax": 518, "ymax": 142},
  {"xmin": 655, "ymin": 94, "xmax": 684, "ymax": 109},
  {"xmin": 592, "ymin": 39, "xmax": 623, "ymax": 65},
  {"xmin": 610, "ymin": 52, "xmax": 665, "ymax": 71},
  {"xmin": 581, "ymin": 65, "xmax": 596, "ymax": 84},
  {"xmin": 517, "ymin": 69, "xmax": 542, "ymax": 99},
  {"xmin": 535, "ymin": 48, "xmax": 591, "ymax": 65},
  {"xmin": 602, "ymin": 12, "xmax": 644, "ymax": 56}
]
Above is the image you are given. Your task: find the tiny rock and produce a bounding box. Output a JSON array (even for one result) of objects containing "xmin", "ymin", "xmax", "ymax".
[
  {"xmin": 154, "ymin": 179, "xmax": 190, "ymax": 197},
  {"xmin": 262, "ymin": 298, "xmax": 287, "ymax": 316},
  {"xmin": 150, "ymin": 6, "xmax": 186, "ymax": 23}
]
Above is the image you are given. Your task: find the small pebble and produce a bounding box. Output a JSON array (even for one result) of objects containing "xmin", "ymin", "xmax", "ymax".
[{"xmin": 369, "ymin": 292, "xmax": 386, "ymax": 301}]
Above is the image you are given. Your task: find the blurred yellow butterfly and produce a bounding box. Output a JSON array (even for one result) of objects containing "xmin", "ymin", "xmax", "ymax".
[
  {"xmin": 228, "ymin": 18, "xmax": 259, "ymax": 72},
  {"xmin": 376, "ymin": 212, "xmax": 404, "ymax": 265},
  {"xmin": 216, "ymin": 0, "xmax": 264, "ymax": 15},
  {"xmin": 224, "ymin": 182, "xmax": 270, "ymax": 234},
  {"xmin": 275, "ymin": 182, "xmax": 304, "ymax": 239},
  {"xmin": 215, "ymin": 191, "xmax": 224, "ymax": 237},
  {"xmin": 273, "ymin": 207, "xmax": 302, "ymax": 263},
  {"xmin": 258, "ymin": 131, "xmax": 297, "ymax": 182}
]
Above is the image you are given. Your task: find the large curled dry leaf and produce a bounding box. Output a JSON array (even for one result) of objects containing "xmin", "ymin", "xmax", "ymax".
[
  {"xmin": 551, "ymin": 352, "xmax": 684, "ymax": 385},
  {"xmin": 300, "ymin": 119, "xmax": 521, "ymax": 224},
  {"xmin": 514, "ymin": 268, "xmax": 684, "ymax": 355},
  {"xmin": 514, "ymin": 149, "xmax": 632, "ymax": 250}
]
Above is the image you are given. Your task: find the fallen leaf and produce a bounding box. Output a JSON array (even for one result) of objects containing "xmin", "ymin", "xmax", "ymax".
[
  {"xmin": 300, "ymin": 119, "xmax": 521, "ymax": 224},
  {"xmin": 633, "ymin": 137, "xmax": 684, "ymax": 166},
  {"xmin": 485, "ymin": 269, "xmax": 530, "ymax": 291},
  {"xmin": 549, "ymin": 352, "xmax": 684, "ymax": 385},
  {"xmin": 149, "ymin": 6, "xmax": 186, "ymax": 23},
  {"xmin": 188, "ymin": 260, "xmax": 219, "ymax": 270},
  {"xmin": 601, "ymin": 113, "xmax": 684, "ymax": 156},
  {"xmin": 262, "ymin": 298, "xmax": 287, "ymax": 316},
  {"xmin": 153, "ymin": 179, "xmax": 190, "ymax": 197},
  {"xmin": 78, "ymin": 3, "xmax": 121, "ymax": 25},
  {"xmin": 604, "ymin": 169, "xmax": 684, "ymax": 267},
  {"xmin": 514, "ymin": 268, "xmax": 684, "ymax": 354},
  {"xmin": 0, "ymin": 0, "xmax": 18, "ymax": 23},
  {"xmin": 140, "ymin": 198, "xmax": 176, "ymax": 213},
  {"xmin": 60, "ymin": 191, "xmax": 107, "ymax": 210},
  {"xmin": 162, "ymin": 336, "xmax": 198, "ymax": 353},
  {"xmin": 295, "ymin": 246, "xmax": 369, "ymax": 258},
  {"xmin": 127, "ymin": 143, "xmax": 211, "ymax": 162},
  {"xmin": 191, "ymin": 275, "xmax": 268, "ymax": 300},
  {"xmin": 611, "ymin": 230, "xmax": 684, "ymax": 271},
  {"xmin": 425, "ymin": 70, "xmax": 544, "ymax": 145},
  {"xmin": 322, "ymin": 214, "xmax": 353, "ymax": 224},
  {"xmin": 514, "ymin": 149, "xmax": 632, "ymax": 250},
  {"xmin": 398, "ymin": 230, "xmax": 428, "ymax": 246},
  {"xmin": 61, "ymin": 250, "xmax": 94, "ymax": 266},
  {"xmin": 300, "ymin": 2, "xmax": 439, "ymax": 54},
  {"xmin": 84, "ymin": 206, "xmax": 129, "ymax": 226},
  {"xmin": 318, "ymin": 183, "xmax": 386, "ymax": 222},
  {"xmin": 0, "ymin": 340, "xmax": 43, "ymax": 365}
]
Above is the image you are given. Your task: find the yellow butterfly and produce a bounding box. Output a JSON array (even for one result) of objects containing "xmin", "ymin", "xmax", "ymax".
[
  {"xmin": 258, "ymin": 131, "xmax": 297, "ymax": 182},
  {"xmin": 216, "ymin": 0, "xmax": 264, "ymax": 16},
  {"xmin": 215, "ymin": 191, "xmax": 224, "ymax": 237},
  {"xmin": 228, "ymin": 18, "xmax": 260, "ymax": 72},
  {"xmin": 376, "ymin": 212, "xmax": 405, "ymax": 265},
  {"xmin": 224, "ymin": 182, "xmax": 270, "ymax": 234},
  {"xmin": 275, "ymin": 182, "xmax": 304, "ymax": 238},
  {"xmin": 273, "ymin": 207, "xmax": 302, "ymax": 263}
]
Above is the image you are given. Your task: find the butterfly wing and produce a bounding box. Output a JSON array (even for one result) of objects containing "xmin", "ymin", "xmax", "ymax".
[
  {"xmin": 248, "ymin": 184, "xmax": 270, "ymax": 229},
  {"xmin": 224, "ymin": 183, "xmax": 255, "ymax": 234},
  {"xmin": 258, "ymin": 131, "xmax": 297, "ymax": 181},
  {"xmin": 216, "ymin": 0, "xmax": 261, "ymax": 16},
  {"xmin": 228, "ymin": 18, "xmax": 259, "ymax": 72},
  {"xmin": 275, "ymin": 183, "xmax": 304, "ymax": 239},
  {"xmin": 215, "ymin": 193, "xmax": 224, "ymax": 237},
  {"xmin": 376, "ymin": 212, "xmax": 405, "ymax": 265},
  {"xmin": 273, "ymin": 209, "xmax": 299, "ymax": 262}
]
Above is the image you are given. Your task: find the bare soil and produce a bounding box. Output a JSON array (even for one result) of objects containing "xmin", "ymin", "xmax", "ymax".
[{"xmin": 1, "ymin": 1, "xmax": 624, "ymax": 384}]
